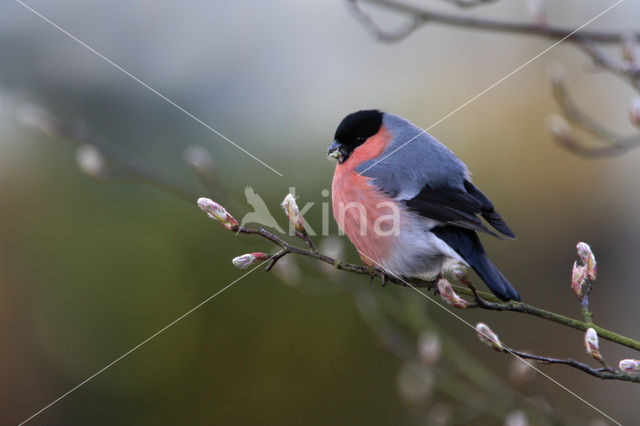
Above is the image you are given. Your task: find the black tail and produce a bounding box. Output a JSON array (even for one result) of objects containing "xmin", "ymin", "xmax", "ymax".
[{"xmin": 432, "ymin": 226, "xmax": 521, "ymax": 301}]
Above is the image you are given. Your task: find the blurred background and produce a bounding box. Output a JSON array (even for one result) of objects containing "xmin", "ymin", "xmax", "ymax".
[{"xmin": 1, "ymin": 0, "xmax": 639, "ymax": 424}]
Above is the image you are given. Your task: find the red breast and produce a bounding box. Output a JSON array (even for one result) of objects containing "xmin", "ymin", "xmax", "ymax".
[{"xmin": 331, "ymin": 125, "xmax": 399, "ymax": 266}]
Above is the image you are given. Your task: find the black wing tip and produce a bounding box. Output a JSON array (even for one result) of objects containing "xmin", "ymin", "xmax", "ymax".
[
  {"xmin": 482, "ymin": 211, "xmax": 516, "ymax": 239},
  {"xmin": 464, "ymin": 180, "xmax": 516, "ymax": 239},
  {"xmin": 496, "ymin": 224, "xmax": 516, "ymax": 240},
  {"xmin": 492, "ymin": 219, "xmax": 516, "ymax": 239}
]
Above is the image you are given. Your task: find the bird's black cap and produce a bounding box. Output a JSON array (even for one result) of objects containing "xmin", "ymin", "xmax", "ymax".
[
  {"xmin": 333, "ymin": 109, "xmax": 383, "ymax": 150},
  {"xmin": 329, "ymin": 110, "xmax": 384, "ymax": 162}
]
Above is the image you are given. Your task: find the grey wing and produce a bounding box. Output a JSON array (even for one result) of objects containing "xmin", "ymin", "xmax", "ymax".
[
  {"xmin": 356, "ymin": 116, "xmax": 470, "ymax": 199},
  {"xmin": 356, "ymin": 118, "xmax": 514, "ymax": 239}
]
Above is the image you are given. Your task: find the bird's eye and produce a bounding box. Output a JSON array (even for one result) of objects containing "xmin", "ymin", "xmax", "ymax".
[{"xmin": 355, "ymin": 136, "xmax": 365, "ymax": 144}]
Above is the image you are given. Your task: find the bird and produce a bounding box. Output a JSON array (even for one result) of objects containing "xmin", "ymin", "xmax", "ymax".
[
  {"xmin": 328, "ymin": 109, "xmax": 521, "ymax": 301},
  {"xmin": 240, "ymin": 186, "xmax": 285, "ymax": 233}
]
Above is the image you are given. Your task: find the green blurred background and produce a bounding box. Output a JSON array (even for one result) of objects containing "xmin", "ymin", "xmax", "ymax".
[{"xmin": 1, "ymin": 1, "xmax": 639, "ymax": 425}]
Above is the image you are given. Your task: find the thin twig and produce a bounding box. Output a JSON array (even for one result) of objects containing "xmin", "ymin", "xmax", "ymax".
[
  {"xmin": 580, "ymin": 278, "xmax": 594, "ymax": 324},
  {"xmin": 504, "ymin": 347, "xmax": 638, "ymax": 383},
  {"xmin": 575, "ymin": 36, "xmax": 640, "ymax": 92},
  {"xmin": 438, "ymin": 0, "xmax": 500, "ymax": 9},
  {"xmin": 345, "ymin": 0, "xmax": 425, "ymax": 42},
  {"xmin": 265, "ymin": 250, "xmax": 288, "ymax": 272},
  {"xmin": 295, "ymin": 231, "xmax": 317, "ymax": 252},
  {"xmin": 550, "ymin": 69, "xmax": 640, "ymax": 156},
  {"xmin": 354, "ymin": 0, "xmax": 639, "ymax": 44}
]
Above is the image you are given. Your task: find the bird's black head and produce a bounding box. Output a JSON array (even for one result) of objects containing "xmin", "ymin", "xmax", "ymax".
[{"xmin": 328, "ymin": 109, "xmax": 383, "ymax": 163}]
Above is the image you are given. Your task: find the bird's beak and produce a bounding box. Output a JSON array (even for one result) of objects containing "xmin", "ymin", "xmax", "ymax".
[{"xmin": 328, "ymin": 140, "xmax": 345, "ymax": 163}]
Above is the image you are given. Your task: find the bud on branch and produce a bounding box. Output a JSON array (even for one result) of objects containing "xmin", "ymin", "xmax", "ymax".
[
  {"xmin": 576, "ymin": 242, "xmax": 597, "ymax": 281},
  {"xmin": 197, "ymin": 198, "xmax": 239, "ymax": 231},
  {"xmin": 281, "ymin": 193, "xmax": 305, "ymax": 234},
  {"xmin": 437, "ymin": 278, "xmax": 470, "ymax": 309},
  {"xmin": 75, "ymin": 144, "xmax": 106, "ymax": 178},
  {"xmin": 448, "ymin": 264, "xmax": 468, "ymax": 283},
  {"xmin": 417, "ymin": 331, "xmax": 441, "ymax": 365},
  {"xmin": 584, "ymin": 328, "xmax": 603, "ymax": 362},
  {"xmin": 619, "ymin": 359, "xmax": 640, "ymax": 373},
  {"xmin": 476, "ymin": 323, "xmax": 503, "ymax": 352},
  {"xmin": 184, "ymin": 145, "xmax": 215, "ymax": 176},
  {"xmin": 571, "ymin": 261, "xmax": 587, "ymax": 297},
  {"xmin": 232, "ymin": 252, "xmax": 270, "ymax": 269}
]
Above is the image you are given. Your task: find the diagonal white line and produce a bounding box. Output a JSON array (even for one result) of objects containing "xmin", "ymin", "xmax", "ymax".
[
  {"xmin": 17, "ymin": 261, "xmax": 268, "ymax": 426},
  {"xmin": 14, "ymin": 0, "xmax": 284, "ymax": 177},
  {"xmin": 357, "ymin": 251, "xmax": 622, "ymax": 426},
  {"xmin": 358, "ymin": 0, "xmax": 625, "ymax": 176}
]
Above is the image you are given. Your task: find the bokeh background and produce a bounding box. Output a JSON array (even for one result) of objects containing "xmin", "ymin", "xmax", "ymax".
[{"xmin": 1, "ymin": 0, "xmax": 639, "ymax": 425}]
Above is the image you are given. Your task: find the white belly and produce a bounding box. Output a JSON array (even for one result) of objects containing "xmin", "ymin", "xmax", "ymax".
[{"xmin": 380, "ymin": 212, "xmax": 467, "ymax": 280}]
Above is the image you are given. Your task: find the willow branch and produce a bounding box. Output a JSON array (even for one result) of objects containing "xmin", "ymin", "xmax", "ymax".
[
  {"xmin": 548, "ymin": 68, "xmax": 640, "ymax": 157},
  {"xmin": 353, "ymin": 0, "xmax": 639, "ymax": 44},
  {"xmin": 437, "ymin": 0, "xmax": 500, "ymax": 9},
  {"xmin": 227, "ymin": 222, "xmax": 640, "ymax": 356},
  {"xmin": 350, "ymin": 273, "xmax": 562, "ymax": 421},
  {"xmin": 464, "ymin": 281, "xmax": 640, "ymax": 382},
  {"xmin": 346, "ymin": 0, "xmax": 425, "ymax": 42},
  {"xmin": 198, "ymin": 214, "xmax": 640, "ymax": 384},
  {"xmin": 454, "ymin": 284, "xmax": 640, "ymax": 353},
  {"xmin": 575, "ymin": 36, "xmax": 640, "ymax": 92},
  {"xmin": 503, "ymin": 347, "xmax": 640, "ymax": 384}
]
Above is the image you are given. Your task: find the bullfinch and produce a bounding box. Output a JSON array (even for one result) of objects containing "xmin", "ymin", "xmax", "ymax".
[{"xmin": 328, "ymin": 110, "xmax": 521, "ymax": 301}]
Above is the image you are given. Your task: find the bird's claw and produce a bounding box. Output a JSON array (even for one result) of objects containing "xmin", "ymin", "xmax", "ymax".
[{"xmin": 369, "ymin": 266, "xmax": 388, "ymax": 287}]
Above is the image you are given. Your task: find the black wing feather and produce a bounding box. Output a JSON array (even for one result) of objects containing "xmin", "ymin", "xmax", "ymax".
[
  {"xmin": 463, "ymin": 180, "xmax": 515, "ymax": 238},
  {"xmin": 405, "ymin": 180, "xmax": 515, "ymax": 239}
]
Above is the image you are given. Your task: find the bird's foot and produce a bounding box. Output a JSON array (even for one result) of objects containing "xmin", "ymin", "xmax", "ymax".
[
  {"xmin": 433, "ymin": 273, "xmax": 443, "ymax": 294},
  {"xmin": 369, "ymin": 266, "xmax": 388, "ymax": 287}
]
